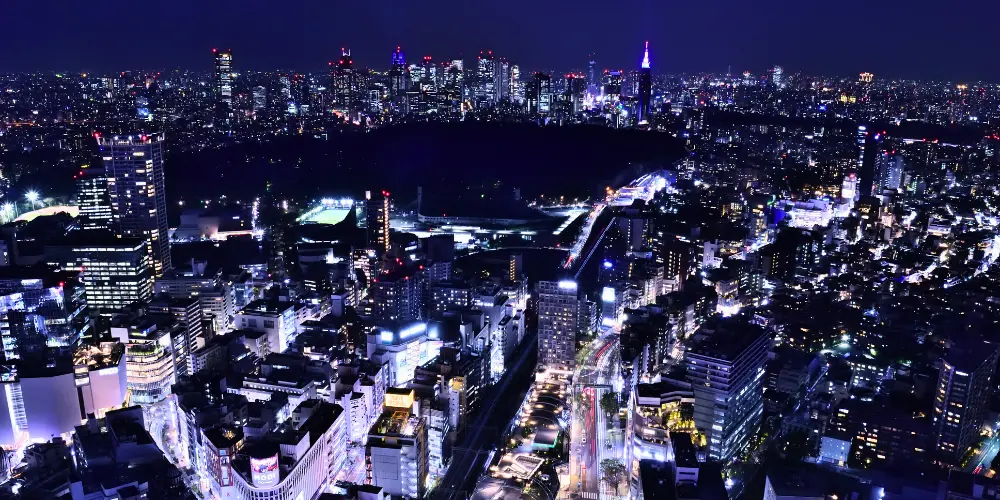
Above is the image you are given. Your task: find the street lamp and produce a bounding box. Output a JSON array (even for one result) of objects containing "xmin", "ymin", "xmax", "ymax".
[{"xmin": 25, "ymin": 191, "xmax": 39, "ymax": 210}]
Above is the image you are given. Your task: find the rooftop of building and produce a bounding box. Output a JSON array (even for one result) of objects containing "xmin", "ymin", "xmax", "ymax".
[
  {"xmin": 73, "ymin": 343, "xmax": 125, "ymax": 371},
  {"xmin": 686, "ymin": 317, "xmax": 768, "ymax": 361},
  {"xmin": 370, "ymin": 409, "xmax": 421, "ymax": 439},
  {"xmin": 240, "ymin": 299, "xmax": 294, "ymax": 315}
]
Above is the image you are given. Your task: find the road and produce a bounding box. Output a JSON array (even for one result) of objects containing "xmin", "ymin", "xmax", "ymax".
[
  {"xmin": 431, "ymin": 329, "xmax": 539, "ymax": 500},
  {"xmin": 967, "ymin": 422, "xmax": 1000, "ymax": 475},
  {"xmin": 571, "ymin": 334, "xmax": 624, "ymax": 500}
]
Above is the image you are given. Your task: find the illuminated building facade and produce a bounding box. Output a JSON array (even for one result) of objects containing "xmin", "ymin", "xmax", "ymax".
[
  {"xmin": 225, "ymin": 401, "xmax": 346, "ymax": 500},
  {"xmin": 331, "ymin": 48, "xmax": 358, "ymax": 116},
  {"xmin": 536, "ymin": 280, "xmax": 581, "ymax": 372},
  {"xmin": 528, "ymin": 72, "xmax": 552, "ymax": 115},
  {"xmin": 365, "ymin": 190, "xmax": 390, "ymax": 254},
  {"xmin": 75, "ymin": 163, "xmax": 113, "ymax": 231},
  {"xmin": 934, "ymin": 341, "xmax": 999, "ymax": 461},
  {"xmin": 50, "ymin": 234, "xmax": 153, "ymax": 316},
  {"xmin": 366, "ymin": 389, "xmax": 427, "ymax": 498},
  {"xmin": 638, "ymin": 42, "xmax": 652, "ymax": 123},
  {"xmin": 98, "ymin": 133, "xmax": 171, "ymax": 275},
  {"xmin": 213, "ymin": 48, "xmax": 233, "ymax": 107},
  {"xmin": 686, "ymin": 320, "xmax": 770, "ymax": 461}
]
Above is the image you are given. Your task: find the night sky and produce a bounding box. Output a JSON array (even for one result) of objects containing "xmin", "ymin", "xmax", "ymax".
[{"xmin": 7, "ymin": 0, "xmax": 998, "ymax": 81}]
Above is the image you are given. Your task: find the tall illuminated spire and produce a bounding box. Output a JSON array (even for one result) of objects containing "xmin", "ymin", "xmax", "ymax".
[{"xmin": 641, "ymin": 41, "xmax": 650, "ymax": 69}]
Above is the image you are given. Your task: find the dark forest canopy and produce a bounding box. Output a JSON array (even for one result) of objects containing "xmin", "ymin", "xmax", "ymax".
[{"xmin": 165, "ymin": 122, "xmax": 686, "ymax": 204}]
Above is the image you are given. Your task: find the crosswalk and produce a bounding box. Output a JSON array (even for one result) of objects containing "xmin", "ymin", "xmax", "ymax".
[{"xmin": 578, "ymin": 492, "xmax": 599, "ymax": 499}]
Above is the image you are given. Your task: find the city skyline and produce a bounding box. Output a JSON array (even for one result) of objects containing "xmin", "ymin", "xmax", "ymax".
[{"xmin": 6, "ymin": 0, "xmax": 1000, "ymax": 81}]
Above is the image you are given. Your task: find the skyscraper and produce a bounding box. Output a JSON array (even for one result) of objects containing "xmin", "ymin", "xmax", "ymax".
[
  {"xmin": 74, "ymin": 162, "xmax": 113, "ymax": 231},
  {"xmin": 509, "ymin": 64, "xmax": 523, "ymax": 104},
  {"xmin": 638, "ymin": 42, "xmax": 652, "ymax": 123},
  {"xmin": 331, "ymin": 48, "xmax": 358, "ymax": 116},
  {"xmin": 536, "ymin": 280, "xmax": 581, "ymax": 372},
  {"xmin": 366, "ymin": 190, "xmax": 390, "ymax": 254},
  {"xmin": 528, "ymin": 73, "xmax": 552, "ymax": 115},
  {"xmin": 476, "ymin": 51, "xmax": 497, "ymax": 106},
  {"xmin": 389, "ymin": 47, "xmax": 408, "ymax": 112},
  {"xmin": 874, "ymin": 153, "xmax": 904, "ymax": 192},
  {"xmin": 587, "ymin": 54, "xmax": 598, "ymax": 95},
  {"xmin": 686, "ymin": 319, "xmax": 770, "ymax": 461},
  {"xmin": 99, "ymin": 133, "xmax": 171, "ymax": 275},
  {"xmin": 565, "ymin": 74, "xmax": 586, "ymax": 115},
  {"xmin": 772, "ymin": 65, "xmax": 785, "ymax": 88},
  {"xmin": 934, "ymin": 340, "xmax": 999, "ymax": 461},
  {"xmin": 212, "ymin": 48, "xmax": 233, "ymax": 107}
]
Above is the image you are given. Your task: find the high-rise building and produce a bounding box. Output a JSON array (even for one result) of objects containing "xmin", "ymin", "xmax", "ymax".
[
  {"xmin": 587, "ymin": 54, "xmax": 598, "ymax": 95},
  {"xmin": 528, "ymin": 72, "xmax": 552, "ymax": 115},
  {"xmin": 48, "ymin": 233, "xmax": 153, "ymax": 316},
  {"xmin": 331, "ymin": 48, "xmax": 358, "ymax": 116},
  {"xmin": 99, "ymin": 133, "xmax": 171, "ymax": 275},
  {"xmin": 509, "ymin": 64, "xmax": 523, "ymax": 104},
  {"xmin": 536, "ymin": 280, "xmax": 581, "ymax": 372},
  {"xmin": 638, "ymin": 41, "xmax": 652, "ymax": 123},
  {"xmin": 366, "ymin": 190, "xmax": 390, "ymax": 254},
  {"xmin": 389, "ymin": 47, "xmax": 408, "ymax": 112},
  {"xmin": 874, "ymin": 153, "xmax": 904, "ymax": 192},
  {"xmin": 772, "ymin": 65, "xmax": 785, "ymax": 88},
  {"xmin": 476, "ymin": 51, "xmax": 497, "ymax": 106},
  {"xmin": 564, "ymin": 74, "xmax": 586, "ymax": 115},
  {"xmin": 74, "ymin": 163, "xmax": 113, "ymax": 231},
  {"xmin": 934, "ymin": 340, "xmax": 1000, "ymax": 461},
  {"xmin": 603, "ymin": 69, "xmax": 623, "ymax": 104},
  {"xmin": 213, "ymin": 48, "xmax": 233, "ymax": 107},
  {"xmin": 150, "ymin": 296, "xmax": 205, "ymax": 379},
  {"xmin": 686, "ymin": 319, "xmax": 771, "ymax": 461},
  {"xmin": 371, "ymin": 267, "xmax": 424, "ymax": 324}
]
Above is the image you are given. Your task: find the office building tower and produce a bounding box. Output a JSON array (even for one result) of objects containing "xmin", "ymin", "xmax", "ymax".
[
  {"xmin": 528, "ymin": 72, "xmax": 552, "ymax": 115},
  {"xmin": 331, "ymin": 48, "xmax": 358, "ymax": 116},
  {"xmin": 150, "ymin": 296, "xmax": 205, "ymax": 378},
  {"xmin": 537, "ymin": 280, "xmax": 581, "ymax": 372},
  {"xmin": 497, "ymin": 58, "xmax": 511, "ymax": 101},
  {"xmin": 366, "ymin": 190, "xmax": 390, "ymax": 254},
  {"xmin": 772, "ymin": 65, "xmax": 784, "ymax": 88},
  {"xmin": 859, "ymin": 72, "xmax": 874, "ymax": 83},
  {"xmin": 509, "ymin": 64, "xmax": 524, "ymax": 104},
  {"xmin": 603, "ymin": 69, "xmax": 623, "ymax": 103},
  {"xmin": 934, "ymin": 340, "xmax": 1000, "ymax": 461},
  {"xmin": 213, "ymin": 48, "xmax": 233, "ymax": 107},
  {"xmin": 565, "ymin": 74, "xmax": 586, "ymax": 114},
  {"xmin": 443, "ymin": 58, "xmax": 464, "ymax": 105},
  {"xmin": 48, "ymin": 233, "xmax": 153, "ymax": 316},
  {"xmin": 476, "ymin": 51, "xmax": 497, "ymax": 106},
  {"xmin": 874, "ymin": 153, "xmax": 904, "ymax": 192},
  {"xmin": 74, "ymin": 163, "xmax": 113, "ymax": 231},
  {"xmin": 638, "ymin": 41, "xmax": 652, "ymax": 123},
  {"xmin": 98, "ymin": 133, "xmax": 171, "ymax": 275},
  {"xmin": 686, "ymin": 319, "xmax": 771, "ymax": 461}
]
